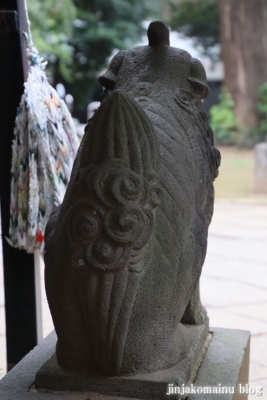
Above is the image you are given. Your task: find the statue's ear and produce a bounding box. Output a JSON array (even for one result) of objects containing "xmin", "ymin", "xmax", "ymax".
[
  {"xmin": 187, "ymin": 58, "xmax": 210, "ymax": 99},
  {"xmin": 98, "ymin": 51, "xmax": 126, "ymax": 90}
]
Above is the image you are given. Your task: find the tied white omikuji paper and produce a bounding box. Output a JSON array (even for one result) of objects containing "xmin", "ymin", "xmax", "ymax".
[{"xmin": 8, "ymin": 52, "xmax": 79, "ymax": 253}]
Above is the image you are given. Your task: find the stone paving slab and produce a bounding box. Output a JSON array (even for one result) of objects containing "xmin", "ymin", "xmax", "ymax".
[
  {"xmin": 249, "ymin": 334, "xmax": 267, "ymax": 368},
  {"xmin": 206, "ymin": 237, "xmax": 266, "ymax": 266},
  {"xmin": 249, "ymin": 362, "xmax": 267, "ymax": 381},
  {"xmin": 202, "ymin": 200, "xmax": 267, "ymax": 400},
  {"xmin": 201, "ymin": 277, "xmax": 267, "ymax": 308},
  {"xmin": 206, "ymin": 308, "xmax": 267, "ymax": 336},
  {"xmin": 223, "ymin": 302, "xmax": 267, "ymax": 323},
  {"xmin": 203, "ymin": 259, "xmax": 267, "ymax": 289}
]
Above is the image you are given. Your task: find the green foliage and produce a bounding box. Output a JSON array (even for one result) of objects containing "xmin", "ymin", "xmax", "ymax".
[
  {"xmin": 169, "ymin": 0, "xmax": 220, "ymax": 62},
  {"xmin": 236, "ymin": 82, "xmax": 267, "ymax": 147},
  {"xmin": 257, "ymin": 82, "xmax": 267, "ymax": 141},
  {"xmin": 210, "ymin": 87, "xmax": 237, "ymax": 145},
  {"xmin": 238, "ymin": 82, "xmax": 267, "ymax": 147},
  {"xmin": 28, "ymin": 0, "xmax": 149, "ymax": 116},
  {"xmin": 71, "ymin": 0, "xmax": 148, "ymax": 75},
  {"xmin": 28, "ymin": 0, "xmax": 76, "ymax": 81}
]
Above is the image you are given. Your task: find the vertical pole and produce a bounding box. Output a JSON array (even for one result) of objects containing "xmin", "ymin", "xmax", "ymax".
[
  {"xmin": 34, "ymin": 250, "xmax": 43, "ymax": 343},
  {"xmin": 0, "ymin": 1, "xmax": 38, "ymax": 370}
]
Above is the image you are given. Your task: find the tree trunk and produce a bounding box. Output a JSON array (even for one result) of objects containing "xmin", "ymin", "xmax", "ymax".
[{"xmin": 219, "ymin": 0, "xmax": 267, "ymax": 145}]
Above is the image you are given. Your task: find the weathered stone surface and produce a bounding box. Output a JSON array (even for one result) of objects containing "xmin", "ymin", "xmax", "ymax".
[
  {"xmin": 43, "ymin": 19, "xmax": 220, "ymax": 380},
  {"xmin": 35, "ymin": 323, "xmax": 209, "ymax": 398},
  {"xmin": 0, "ymin": 329, "xmax": 250, "ymax": 400},
  {"xmin": 188, "ymin": 328, "xmax": 250, "ymax": 400}
]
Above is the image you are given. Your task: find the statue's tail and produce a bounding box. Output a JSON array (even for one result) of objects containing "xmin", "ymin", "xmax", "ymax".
[{"xmin": 62, "ymin": 90, "xmax": 160, "ymax": 374}]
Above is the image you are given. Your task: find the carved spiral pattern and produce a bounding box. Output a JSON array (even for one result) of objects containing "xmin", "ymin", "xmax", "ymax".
[
  {"xmin": 91, "ymin": 159, "xmax": 148, "ymax": 207},
  {"xmin": 69, "ymin": 203, "xmax": 102, "ymax": 244},
  {"xmin": 104, "ymin": 205, "xmax": 153, "ymax": 247},
  {"xmin": 69, "ymin": 158, "xmax": 160, "ymax": 273},
  {"xmin": 86, "ymin": 239, "xmax": 131, "ymax": 272}
]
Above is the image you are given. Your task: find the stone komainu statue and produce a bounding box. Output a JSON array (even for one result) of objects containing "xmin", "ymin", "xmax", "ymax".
[{"xmin": 44, "ymin": 21, "xmax": 220, "ymax": 377}]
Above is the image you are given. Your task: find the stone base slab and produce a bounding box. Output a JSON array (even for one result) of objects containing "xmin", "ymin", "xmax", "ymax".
[
  {"xmin": 35, "ymin": 323, "xmax": 209, "ymax": 399},
  {"xmin": 0, "ymin": 328, "xmax": 250, "ymax": 400}
]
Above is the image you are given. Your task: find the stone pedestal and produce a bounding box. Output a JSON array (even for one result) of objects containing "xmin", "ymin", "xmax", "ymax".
[
  {"xmin": 254, "ymin": 142, "xmax": 267, "ymax": 194},
  {"xmin": 0, "ymin": 328, "xmax": 250, "ymax": 400},
  {"xmin": 34, "ymin": 323, "xmax": 209, "ymax": 399}
]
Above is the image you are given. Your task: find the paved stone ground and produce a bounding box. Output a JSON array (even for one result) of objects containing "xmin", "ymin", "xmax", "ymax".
[
  {"xmin": 202, "ymin": 198, "xmax": 267, "ymax": 400},
  {"xmin": 0, "ymin": 198, "xmax": 266, "ymax": 399}
]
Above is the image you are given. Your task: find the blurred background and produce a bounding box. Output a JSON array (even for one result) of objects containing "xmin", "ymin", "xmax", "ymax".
[
  {"xmin": 26, "ymin": 0, "xmax": 267, "ymax": 149},
  {"xmin": 0, "ymin": 0, "xmax": 267, "ymax": 397}
]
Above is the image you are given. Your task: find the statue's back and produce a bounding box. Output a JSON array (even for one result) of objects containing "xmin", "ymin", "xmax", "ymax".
[{"xmin": 44, "ymin": 20, "xmax": 220, "ymax": 378}]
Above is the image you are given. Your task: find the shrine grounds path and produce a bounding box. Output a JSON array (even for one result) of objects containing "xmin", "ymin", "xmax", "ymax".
[{"xmin": 0, "ymin": 146, "xmax": 266, "ymax": 399}]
